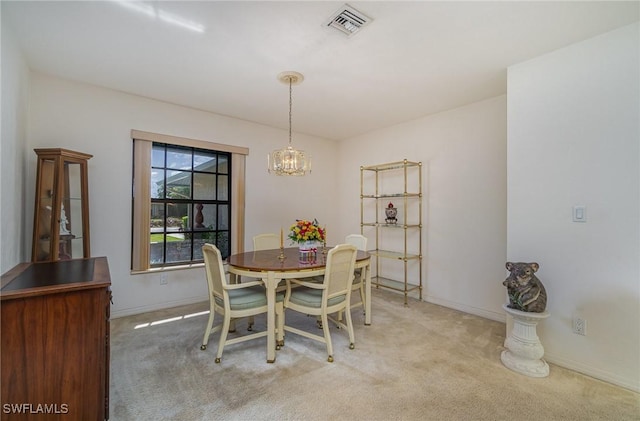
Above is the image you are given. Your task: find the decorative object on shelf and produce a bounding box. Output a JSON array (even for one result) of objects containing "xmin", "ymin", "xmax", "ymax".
[
  {"xmin": 59, "ymin": 204, "xmax": 71, "ymax": 235},
  {"xmin": 267, "ymin": 71, "xmax": 311, "ymax": 176},
  {"xmin": 289, "ymin": 219, "xmax": 325, "ymax": 263},
  {"xmin": 384, "ymin": 202, "xmax": 398, "ymax": 224},
  {"xmin": 503, "ymin": 262, "xmax": 547, "ymax": 313}
]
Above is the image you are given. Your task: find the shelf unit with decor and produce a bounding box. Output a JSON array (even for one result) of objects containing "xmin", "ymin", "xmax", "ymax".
[{"xmin": 360, "ymin": 159, "xmax": 422, "ymax": 305}]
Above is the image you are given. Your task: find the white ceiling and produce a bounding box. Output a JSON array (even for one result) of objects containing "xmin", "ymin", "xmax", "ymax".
[{"xmin": 3, "ymin": 1, "xmax": 639, "ymax": 140}]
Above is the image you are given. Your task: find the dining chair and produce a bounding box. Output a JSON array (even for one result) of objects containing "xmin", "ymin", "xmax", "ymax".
[
  {"xmin": 253, "ymin": 233, "xmax": 280, "ymax": 251},
  {"xmin": 345, "ymin": 234, "xmax": 368, "ymax": 314},
  {"xmin": 200, "ymin": 243, "xmax": 284, "ymax": 363},
  {"xmin": 248, "ymin": 232, "xmax": 281, "ymax": 331},
  {"xmin": 253, "ymin": 232, "xmax": 298, "ymax": 295},
  {"xmin": 282, "ymin": 243, "xmax": 358, "ymax": 362}
]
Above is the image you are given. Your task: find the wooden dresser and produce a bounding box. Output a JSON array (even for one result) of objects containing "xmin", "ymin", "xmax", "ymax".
[{"xmin": 1, "ymin": 257, "xmax": 111, "ymax": 420}]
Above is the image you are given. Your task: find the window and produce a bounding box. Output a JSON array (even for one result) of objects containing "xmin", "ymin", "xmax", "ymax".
[
  {"xmin": 149, "ymin": 143, "xmax": 231, "ymax": 266},
  {"xmin": 131, "ymin": 130, "xmax": 248, "ymax": 273}
]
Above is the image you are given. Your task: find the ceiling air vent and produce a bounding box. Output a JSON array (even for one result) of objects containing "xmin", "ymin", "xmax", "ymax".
[{"xmin": 325, "ymin": 4, "xmax": 372, "ymax": 37}]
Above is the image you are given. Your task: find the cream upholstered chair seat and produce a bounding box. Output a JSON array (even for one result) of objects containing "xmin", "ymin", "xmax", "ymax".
[
  {"xmin": 283, "ymin": 243, "xmax": 358, "ymax": 362},
  {"xmin": 213, "ymin": 287, "xmax": 271, "ymax": 310},
  {"xmin": 200, "ymin": 243, "xmax": 284, "ymax": 363},
  {"xmin": 287, "ymin": 288, "xmax": 348, "ymax": 308}
]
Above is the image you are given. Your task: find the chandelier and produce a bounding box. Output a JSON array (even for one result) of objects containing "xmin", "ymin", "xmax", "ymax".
[{"xmin": 268, "ymin": 71, "xmax": 311, "ymax": 176}]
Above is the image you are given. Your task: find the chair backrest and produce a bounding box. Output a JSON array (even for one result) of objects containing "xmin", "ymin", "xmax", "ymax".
[
  {"xmin": 202, "ymin": 243, "xmax": 227, "ymax": 299},
  {"xmin": 345, "ymin": 234, "xmax": 367, "ymax": 251},
  {"xmin": 324, "ymin": 244, "xmax": 358, "ymax": 298},
  {"xmin": 253, "ymin": 233, "xmax": 280, "ymax": 251}
]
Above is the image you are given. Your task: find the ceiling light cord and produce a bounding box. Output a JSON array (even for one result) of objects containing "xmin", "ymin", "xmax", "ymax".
[{"xmin": 288, "ymin": 77, "xmax": 293, "ymax": 146}]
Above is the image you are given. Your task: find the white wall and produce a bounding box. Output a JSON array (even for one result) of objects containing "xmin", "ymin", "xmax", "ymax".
[
  {"xmin": 0, "ymin": 16, "xmax": 29, "ymax": 273},
  {"xmin": 26, "ymin": 73, "xmax": 340, "ymax": 317},
  {"xmin": 24, "ymin": 73, "xmax": 509, "ymax": 323},
  {"xmin": 337, "ymin": 96, "xmax": 508, "ymax": 321},
  {"xmin": 507, "ymin": 23, "xmax": 639, "ymax": 391}
]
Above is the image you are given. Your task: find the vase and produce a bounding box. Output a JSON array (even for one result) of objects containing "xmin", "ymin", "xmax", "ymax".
[
  {"xmin": 385, "ymin": 203, "xmax": 397, "ymax": 224},
  {"xmin": 298, "ymin": 241, "xmax": 318, "ymax": 263}
]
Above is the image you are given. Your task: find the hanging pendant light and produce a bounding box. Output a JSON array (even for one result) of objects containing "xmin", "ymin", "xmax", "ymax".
[{"xmin": 268, "ymin": 71, "xmax": 311, "ymax": 176}]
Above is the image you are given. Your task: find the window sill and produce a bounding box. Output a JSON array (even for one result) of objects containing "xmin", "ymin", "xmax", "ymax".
[{"xmin": 131, "ymin": 262, "xmax": 205, "ymax": 275}]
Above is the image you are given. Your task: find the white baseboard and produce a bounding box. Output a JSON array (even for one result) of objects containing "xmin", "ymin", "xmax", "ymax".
[
  {"xmin": 111, "ymin": 296, "xmax": 208, "ymax": 319},
  {"xmin": 424, "ymin": 295, "xmax": 506, "ymax": 323},
  {"xmin": 544, "ymin": 352, "xmax": 640, "ymax": 393}
]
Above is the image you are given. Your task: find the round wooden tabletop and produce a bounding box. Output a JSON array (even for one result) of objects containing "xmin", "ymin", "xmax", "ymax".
[{"xmin": 227, "ymin": 247, "xmax": 369, "ymax": 272}]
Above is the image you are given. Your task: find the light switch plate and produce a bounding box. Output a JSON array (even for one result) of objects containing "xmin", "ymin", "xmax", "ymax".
[{"xmin": 573, "ymin": 205, "xmax": 586, "ymax": 222}]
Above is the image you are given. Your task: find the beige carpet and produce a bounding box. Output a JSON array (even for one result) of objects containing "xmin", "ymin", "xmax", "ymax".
[{"xmin": 110, "ymin": 289, "xmax": 639, "ymax": 420}]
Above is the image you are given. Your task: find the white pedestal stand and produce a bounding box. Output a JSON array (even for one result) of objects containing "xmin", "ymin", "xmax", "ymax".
[{"xmin": 501, "ymin": 304, "xmax": 550, "ymax": 378}]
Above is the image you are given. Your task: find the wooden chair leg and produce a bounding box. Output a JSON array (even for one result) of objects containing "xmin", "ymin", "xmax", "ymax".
[
  {"xmin": 216, "ymin": 315, "xmax": 232, "ymax": 363},
  {"xmin": 276, "ymin": 301, "xmax": 285, "ymax": 349},
  {"xmin": 200, "ymin": 309, "xmax": 216, "ymax": 350},
  {"xmin": 321, "ymin": 313, "xmax": 334, "ymax": 362}
]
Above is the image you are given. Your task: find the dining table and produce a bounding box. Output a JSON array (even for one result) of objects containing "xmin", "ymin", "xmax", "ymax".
[{"xmin": 226, "ymin": 246, "xmax": 371, "ymax": 363}]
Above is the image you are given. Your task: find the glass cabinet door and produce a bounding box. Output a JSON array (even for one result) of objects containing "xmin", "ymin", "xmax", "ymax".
[
  {"xmin": 60, "ymin": 160, "xmax": 86, "ymax": 259},
  {"xmin": 32, "ymin": 149, "xmax": 92, "ymax": 262},
  {"xmin": 33, "ymin": 157, "xmax": 56, "ymax": 261}
]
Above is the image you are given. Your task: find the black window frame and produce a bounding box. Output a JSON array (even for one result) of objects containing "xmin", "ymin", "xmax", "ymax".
[{"xmin": 149, "ymin": 142, "xmax": 232, "ymax": 267}]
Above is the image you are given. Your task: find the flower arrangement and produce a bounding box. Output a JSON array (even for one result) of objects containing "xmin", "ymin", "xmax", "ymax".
[{"xmin": 288, "ymin": 219, "xmax": 325, "ymax": 244}]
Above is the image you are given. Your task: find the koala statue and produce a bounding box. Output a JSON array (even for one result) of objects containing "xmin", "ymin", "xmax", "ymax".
[{"xmin": 503, "ymin": 262, "xmax": 547, "ymax": 313}]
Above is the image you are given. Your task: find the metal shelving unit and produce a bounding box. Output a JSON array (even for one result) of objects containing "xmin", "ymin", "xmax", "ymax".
[{"xmin": 360, "ymin": 159, "xmax": 422, "ymax": 305}]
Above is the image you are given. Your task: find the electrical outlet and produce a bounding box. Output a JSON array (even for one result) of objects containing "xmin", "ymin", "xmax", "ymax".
[
  {"xmin": 573, "ymin": 317, "xmax": 586, "ymax": 336},
  {"xmin": 160, "ymin": 273, "xmax": 168, "ymax": 285}
]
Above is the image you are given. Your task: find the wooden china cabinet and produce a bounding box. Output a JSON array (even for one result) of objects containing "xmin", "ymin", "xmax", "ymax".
[{"xmin": 31, "ymin": 148, "xmax": 92, "ymax": 262}]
